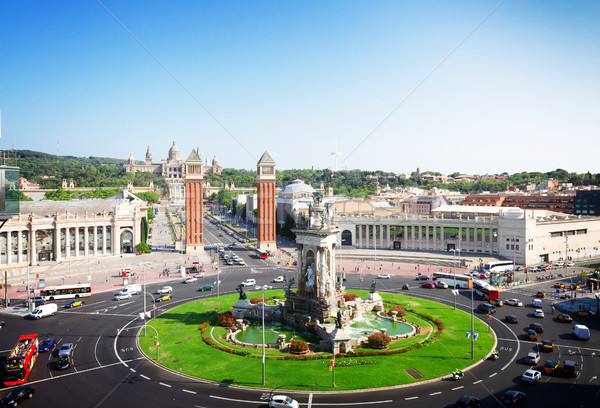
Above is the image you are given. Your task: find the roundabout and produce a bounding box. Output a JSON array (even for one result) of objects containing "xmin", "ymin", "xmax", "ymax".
[{"xmin": 137, "ymin": 290, "xmax": 495, "ymax": 391}]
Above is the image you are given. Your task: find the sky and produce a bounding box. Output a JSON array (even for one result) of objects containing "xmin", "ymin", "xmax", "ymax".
[{"xmin": 1, "ymin": 1, "xmax": 599, "ymax": 175}]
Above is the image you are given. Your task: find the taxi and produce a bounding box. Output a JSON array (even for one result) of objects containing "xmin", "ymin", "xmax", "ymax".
[
  {"xmin": 154, "ymin": 294, "xmax": 171, "ymax": 302},
  {"xmin": 570, "ymin": 283, "xmax": 580, "ymax": 290},
  {"xmin": 542, "ymin": 340, "xmax": 554, "ymax": 352},
  {"xmin": 543, "ymin": 360, "xmax": 559, "ymax": 375},
  {"xmin": 488, "ymin": 299, "xmax": 503, "ymax": 307},
  {"xmin": 526, "ymin": 329, "xmax": 537, "ymax": 341},
  {"xmin": 553, "ymin": 282, "xmax": 565, "ymax": 288},
  {"xmin": 536, "ymin": 291, "xmax": 546, "ymax": 298},
  {"xmin": 65, "ymin": 299, "xmax": 85, "ymax": 308},
  {"xmin": 557, "ymin": 313, "xmax": 572, "ymax": 322}
]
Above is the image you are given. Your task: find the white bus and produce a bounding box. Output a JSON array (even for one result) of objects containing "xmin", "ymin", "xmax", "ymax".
[
  {"xmin": 432, "ymin": 272, "xmax": 472, "ymax": 289},
  {"xmin": 483, "ymin": 261, "xmax": 513, "ymax": 273},
  {"xmin": 40, "ymin": 283, "xmax": 92, "ymax": 300}
]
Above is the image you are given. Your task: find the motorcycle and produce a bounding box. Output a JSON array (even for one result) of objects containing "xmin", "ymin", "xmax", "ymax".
[
  {"xmin": 489, "ymin": 350, "xmax": 499, "ymax": 360},
  {"xmin": 452, "ymin": 370, "xmax": 464, "ymax": 380},
  {"xmin": 402, "ymin": 284, "xmax": 410, "ymax": 290}
]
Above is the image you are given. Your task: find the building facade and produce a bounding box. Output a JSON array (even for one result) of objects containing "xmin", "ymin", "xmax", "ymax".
[{"xmin": 574, "ymin": 190, "xmax": 600, "ymax": 216}]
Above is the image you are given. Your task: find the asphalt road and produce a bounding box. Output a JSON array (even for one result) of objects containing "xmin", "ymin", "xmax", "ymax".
[{"xmin": 1, "ymin": 221, "xmax": 599, "ymax": 407}]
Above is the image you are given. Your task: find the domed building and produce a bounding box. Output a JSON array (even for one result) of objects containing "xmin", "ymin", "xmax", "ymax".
[{"xmin": 276, "ymin": 179, "xmax": 316, "ymax": 227}]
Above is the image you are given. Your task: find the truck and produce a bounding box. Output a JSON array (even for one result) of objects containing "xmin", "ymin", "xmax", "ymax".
[
  {"xmin": 29, "ymin": 303, "xmax": 58, "ymax": 319},
  {"xmin": 572, "ymin": 324, "xmax": 590, "ymax": 340}
]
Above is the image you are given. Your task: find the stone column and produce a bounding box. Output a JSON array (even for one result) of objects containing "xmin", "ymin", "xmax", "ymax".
[
  {"xmin": 17, "ymin": 230, "xmax": 23, "ymax": 264},
  {"xmin": 84, "ymin": 227, "xmax": 89, "ymax": 258},
  {"xmin": 425, "ymin": 226, "xmax": 429, "ymax": 250},
  {"xmin": 93, "ymin": 226, "xmax": 98, "ymax": 256},
  {"xmin": 74, "ymin": 227, "xmax": 80, "ymax": 257},
  {"xmin": 113, "ymin": 225, "xmax": 121, "ymax": 256},
  {"xmin": 458, "ymin": 227, "xmax": 463, "ymax": 251},
  {"xmin": 386, "ymin": 225, "xmax": 391, "ymax": 249},
  {"xmin": 440, "ymin": 226, "xmax": 445, "ymax": 251},
  {"xmin": 53, "ymin": 226, "xmax": 61, "ymax": 262},
  {"xmin": 433, "ymin": 225, "xmax": 436, "ymax": 250},
  {"xmin": 29, "ymin": 227, "xmax": 37, "ymax": 265},
  {"xmin": 403, "ymin": 225, "xmax": 408, "ymax": 249},
  {"xmin": 379, "ymin": 224, "xmax": 384, "ymax": 249},
  {"xmin": 410, "ymin": 226, "xmax": 415, "ymax": 250},
  {"xmin": 102, "ymin": 226, "xmax": 107, "ymax": 255}
]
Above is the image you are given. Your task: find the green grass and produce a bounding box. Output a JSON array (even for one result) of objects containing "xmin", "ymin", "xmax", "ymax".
[{"xmin": 138, "ymin": 290, "xmax": 494, "ymax": 391}]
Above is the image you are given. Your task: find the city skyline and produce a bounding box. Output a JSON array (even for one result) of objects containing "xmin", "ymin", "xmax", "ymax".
[{"xmin": 1, "ymin": 1, "xmax": 599, "ymax": 174}]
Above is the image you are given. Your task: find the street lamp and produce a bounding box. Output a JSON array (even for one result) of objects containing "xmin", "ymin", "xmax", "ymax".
[
  {"xmin": 451, "ymin": 248, "xmax": 457, "ymax": 310},
  {"xmin": 142, "ymin": 261, "xmax": 152, "ymax": 336},
  {"xmin": 261, "ymin": 284, "xmax": 268, "ymax": 385}
]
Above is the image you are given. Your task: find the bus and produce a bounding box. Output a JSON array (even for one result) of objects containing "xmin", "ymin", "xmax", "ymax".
[
  {"xmin": 432, "ymin": 272, "xmax": 472, "ymax": 289},
  {"xmin": 254, "ymin": 249, "xmax": 268, "ymax": 259},
  {"xmin": 40, "ymin": 283, "xmax": 92, "ymax": 301},
  {"xmin": 483, "ymin": 261, "xmax": 514, "ymax": 273},
  {"xmin": 3, "ymin": 334, "xmax": 39, "ymax": 386},
  {"xmin": 473, "ymin": 279, "xmax": 500, "ymax": 300}
]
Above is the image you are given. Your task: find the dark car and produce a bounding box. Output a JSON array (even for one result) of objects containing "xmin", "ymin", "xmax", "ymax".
[
  {"xmin": 455, "ymin": 395, "xmax": 480, "ymax": 407},
  {"xmin": 415, "ymin": 275, "xmax": 430, "ymax": 281},
  {"xmin": 198, "ymin": 285, "xmax": 213, "ymax": 292},
  {"xmin": 39, "ymin": 338, "xmax": 57, "ymax": 352},
  {"xmin": 529, "ymin": 323, "xmax": 544, "ymax": 333},
  {"xmin": 505, "ymin": 315, "xmax": 519, "ymax": 324},
  {"xmin": 57, "ymin": 354, "xmax": 71, "ymax": 370},
  {"xmin": 0, "ymin": 385, "xmax": 34, "ymax": 407},
  {"xmin": 501, "ymin": 390, "xmax": 526, "ymax": 406}
]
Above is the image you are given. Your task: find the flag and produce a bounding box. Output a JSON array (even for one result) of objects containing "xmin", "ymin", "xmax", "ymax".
[
  {"xmin": 466, "ymin": 332, "xmax": 471, "ymax": 338},
  {"xmin": 473, "ymin": 332, "xmax": 479, "ymax": 340}
]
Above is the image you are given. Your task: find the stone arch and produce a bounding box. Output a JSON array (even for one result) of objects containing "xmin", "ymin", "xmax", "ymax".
[
  {"xmin": 120, "ymin": 229, "xmax": 134, "ymax": 254},
  {"xmin": 341, "ymin": 229, "xmax": 352, "ymax": 246}
]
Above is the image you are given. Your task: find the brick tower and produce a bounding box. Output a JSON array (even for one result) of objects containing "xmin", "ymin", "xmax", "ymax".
[
  {"xmin": 256, "ymin": 151, "xmax": 276, "ymax": 252},
  {"xmin": 184, "ymin": 148, "xmax": 204, "ymax": 254}
]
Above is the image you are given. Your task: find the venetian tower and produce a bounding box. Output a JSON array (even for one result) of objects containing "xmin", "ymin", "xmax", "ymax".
[
  {"xmin": 184, "ymin": 148, "xmax": 204, "ymax": 254},
  {"xmin": 256, "ymin": 151, "xmax": 276, "ymax": 252}
]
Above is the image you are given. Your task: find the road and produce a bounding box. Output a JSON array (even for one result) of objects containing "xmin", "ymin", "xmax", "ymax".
[{"xmin": 1, "ymin": 220, "xmax": 599, "ymax": 407}]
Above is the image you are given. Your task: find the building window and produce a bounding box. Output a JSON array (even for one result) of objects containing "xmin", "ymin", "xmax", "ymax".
[
  {"xmin": 515, "ymin": 245, "xmax": 519, "ymax": 250},
  {"xmin": 506, "ymin": 244, "xmax": 510, "ymax": 250}
]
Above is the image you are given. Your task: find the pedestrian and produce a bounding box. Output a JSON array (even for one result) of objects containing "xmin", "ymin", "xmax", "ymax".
[{"xmin": 551, "ymin": 305, "xmax": 555, "ymax": 314}]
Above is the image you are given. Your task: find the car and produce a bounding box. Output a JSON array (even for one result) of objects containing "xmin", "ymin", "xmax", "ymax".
[
  {"xmin": 488, "ymin": 299, "xmax": 503, "ymax": 307},
  {"xmin": 526, "ymin": 329, "xmax": 537, "ymax": 341},
  {"xmin": 64, "ymin": 299, "xmax": 84, "ymax": 308},
  {"xmin": 515, "ymin": 266, "xmax": 524, "ymax": 271},
  {"xmin": 241, "ymin": 279, "xmax": 256, "ymax": 287},
  {"xmin": 272, "ymin": 276, "xmax": 285, "ymax": 283},
  {"xmin": 574, "ymin": 310, "xmax": 592, "ymax": 317},
  {"xmin": 563, "ymin": 360, "xmax": 580, "ymax": 378},
  {"xmin": 501, "ymin": 390, "xmax": 526, "ymax": 406},
  {"xmin": 114, "ymin": 292, "xmax": 132, "ymax": 301},
  {"xmin": 536, "ymin": 291, "xmax": 546, "ymax": 298},
  {"xmin": 218, "ymin": 233, "xmax": 223, "ymax": 236},
  {"xmin": 505, "ymin": 299, "xmax": 523, "ymax": 307},
  {"xmin": 156, "ymin": 286, "xmax": 173, "ymax": 294},
  {"xmin": 58, "ymin": 343, "xmax": 74, "ymax": 356},
  {"xmin": 557, "ymin": 313, "xmax": 572, "ymax": 322},
  {"xmin": 415, "ymin": 275, "xmax": 429, "ymax": 280},
  {"xmin": 0, "ymin": 385, "xmax": 34, "ymax": 407},
  {"xmin": 436, "ymin": 281, "xmax": 448, "ymax": 288},
  {"xmin": 553, "ymin": 282, "xmax": 565, "ymax": 288},
  {"xmin": 542, "ymin": 340, "xmax": 554, "ymax": 352},
  {"xmin": 566, "ymin": 261, "xmax": 575, "ymax": 267},
  {"xmin": 505, "ymin": 315, "xmax": 519, "ymax": 324},
  {"xmin": 542, "ymin": 264, "xmax": 552, "ymax": 270},
  {"xmin": 554, "ymin": 261, "xmax": 564, "ymax": 267},
  {"xmin": 194, "ymin": 272, "xmax": 205, "ymax": 278},
  {"xmin": 479, "ymin": 273, "xmax": 488, "ymax": 279},
  {"xmin": 377, "ymin": 273, "xmax": 390, "ymax": 279},
  {"xmin": 529, "ymin": 323, "xmax": 543, "ymax": 333},
  {"xmin": 522, "ymin": 369, "xmax": 541, "ymax": 383},
  {"xmin": 533, "ymin": 309, "xmax": 545, "ymax": 318},
  {"xmin": 455, "ymin": 395, "xmax": 481, "ymax": 408},
  {"xmin": 525, "ymin": 352, "xmax": 540, "ymax": 364},
  {"xmin": 477, "ymin": 303, "xmax": 496, "ymax": 314},
  {"xmin": 57, "ymin": 354, "xmax": 72, "ymax": 370},
  {"xmin": 421, "ymin": 282, "xmax": 436, "ymax": 289},
  {"xmin": 39, "ymin": 338, "xmax": 57, "ymax": 352},
  {"xmin": 198, "ymin": 285, "xmax": 213, "ymax": 292},
  {"xmin": 32, "ymin": 296, "xmax": 46, "ymax": 306},
  {"xmin": 154, "ymin": 294, "xmax": 171, "ymax": 302},
  {"xmin": 246, "ymin": 244, "xmax": 253, "ymax": 248},
  {"xmin": 237, "ymin": 260, "xmax": 247, "ymax": 266},
  {"xmin": 570, "ymin": 283, "xmax": 580, "ymax": 290},
  {"xmin": 183, "ymin": 277, "xmax": 198, "ymax": 284},
  {"xmin": 543, "ymin": 359, "xmax": 559, "ymax": 374},
  {"xmin": 268, "ymin": 395, "xmax": 299, "ymax": 408}
]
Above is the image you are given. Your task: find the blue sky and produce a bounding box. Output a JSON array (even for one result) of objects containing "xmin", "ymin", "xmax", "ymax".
[{"xmin": 1, "ymin": 1, "xmax": 599, "ymax": 174}]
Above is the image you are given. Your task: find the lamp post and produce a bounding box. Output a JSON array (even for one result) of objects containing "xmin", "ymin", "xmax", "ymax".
[
  {"xmin": 142, "ymin": 261, "xmax": 151, "ymax": 336},
  {"xmin": 261, "ymin": 284, "xmax": 267, "ymax": 385},
  {"xmin": 471, "ymin": 284, "xmax": 475, "ymax": 360},
  {"xmin": 452, "ymin": 248, "xmax": 457, "ymax": 310}
]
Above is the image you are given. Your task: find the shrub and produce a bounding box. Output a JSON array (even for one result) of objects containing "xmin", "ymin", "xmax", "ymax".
[
  {"xmin": 389, "ymin": 305, "xmax": 406, "ymax": 318},
  {"xmin": 289, "ymin": 339, "xmax": 309, "ymax": 353},
  {"xmin": 250, "ymin": 297, "xmax": 272, "ymax": 304},
  {"xmin": 217, "ymin": 311, "xmax": 236, "ymax": 328},
  {"xmin": 366, "ymin": 332, "xmax": 391, "ymax": 349},
  {"xmin": 343, "ymin": 293, "xmax": 359, "ymax": 302}
]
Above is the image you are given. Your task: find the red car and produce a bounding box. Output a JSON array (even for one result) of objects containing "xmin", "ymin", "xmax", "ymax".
[{"xmin": 421, "ymin": 282, "xmax": 436, "ymax": 289}]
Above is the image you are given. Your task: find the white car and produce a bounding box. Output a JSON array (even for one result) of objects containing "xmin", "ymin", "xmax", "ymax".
[
  {"xmin": 269, "ymin": 395, "xmax": 299, "ymax": 408},
  {"xmin": 237, "ymin": 260, "xmax": 246, "ymax": 266},
  {"xmin": 194, "ymin": 272, "xmax": 205, "ymax": 278},
  {"xmin": 566, "ymin": 261, "xmax": 575, "ymax": 267},
  {"xmin": 183, "ymin": 277, "xmax": 198, "ymax": 284},
  {"xmin": 272, "ymin": 276, "xmax": 285, "ymax": 283},
  {"xmin": 155, "ymin": 286, "xmax": 173, "ymax": 294},
  {"xmin": 436, "ymin": 281, "xmax": 448, "ymax": 289},
  {"xmin": 533, "ymin": 309, "xmax": 545, "ymax": 318},
  {"xmin": 505, "ymin": 299, "xmax": 523, "ymax": 307},
  {"xmin": 525, "ymin": 352, "xmax": 540, "ymax": 364},
  {"xmin": 377, "ymin": 273, "xmax": 390, "ymax": 279},
  {"xmin": 114, "ymin": 292, "xmax": 132, "ymax": 301},
  {"xmin": 522, "ymin": 369, "xmax": 541, "ymax": 383},
  {"xmin": 241, "ymin": 279, "xmax": 256, "ymax": 287}
]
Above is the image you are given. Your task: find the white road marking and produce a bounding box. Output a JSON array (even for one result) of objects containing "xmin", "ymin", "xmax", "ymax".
[
  {"xmin": 429, "ymin": 391, "xmax": 441, "ymax": 396},
  {"xmin": 130, "ymin": 368, "xmax": 136, "ymax": 372},
  {"xmin": 473, "ymin": 380, "xmax": 482, "ymax": 384},
  {"xmin": 159, "ymin": 382, "xmax": 172, "ymax": 387},
  {"xmin": 140, "ymin": 374, "xmax": 150, "ymax": 380},
  {"xmin": 452, "ymin": 386, "xmax": 464, "ymax": 390},
  {"xmin": 405, "ymin": 396, "xmax": 419, "ymax": 400},
  {"xmin": 489, "ymin": 373, "xmax": 497, "ymax": 377},
  {"xmin": 308, "ymin": 393, "xmax": 313, "ymax": 408},
  {"xmin": 182, "ymin": 389, "xmax": 196, "ymax": 394},
  {"xmin": 94, "ymin": 336, "xmax": 102, "ymax": 367}
]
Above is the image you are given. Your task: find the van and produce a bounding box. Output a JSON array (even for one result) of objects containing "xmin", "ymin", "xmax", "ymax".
[
  {"xmin": 477, "ymin": 303, "xmax": 496, "ymax": 314},
  {"xmin": 29, "ymin": 303, "xmax": 58, "ymax": 319},
  {"xmin": 124, "ymin": 284, "xmax": 142, "ymax": 295},
  {"xmin": 573, "ymin": 324, "xmax": 590, "ymax": 340},
  {"xmin": 532, "ymin": 299, "xmax": 543, "ymax": 308}
]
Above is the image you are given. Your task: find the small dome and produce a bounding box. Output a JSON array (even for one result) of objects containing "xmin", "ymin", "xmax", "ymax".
[
  {"xmin": 168, "ymin": 141, "xmax": 180, "ymax": 162},
  {"xmin": 128, "ymin": 153, "xmax": 134, "ymax": 165}
]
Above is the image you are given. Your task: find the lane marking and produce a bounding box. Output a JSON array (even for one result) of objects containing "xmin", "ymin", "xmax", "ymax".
[
  {"xmin": 94, "ymin": 336, "xmax": 102, "ymax": 367},
  {"xmin": 429, "ymin": 391, "xmax": 441, "ymax": 396},
  {"xmin": 452, "ymin": 386, "xmax": 464, "ymax": 391},
  {"xmin": 473, "ymin": 380, "xmax": 482, "ymax": 384},
  {"xmin": 489, "ymin": 373, "xmax": 497, "ymax": 377},
  {"xmin": 405, "ymin": 396, "xmax": 418, "ymax": 400},
  {"xmin": 308, "ymin": 393, "xmax": 313, "ymax": 408},
  {"xmin": 159, "ymin": 382, "xmax": 172, "ymax": 387},
  {"xmin": 182, "ymin": 389, "xmax": 196, "ymax": 394},
  {"xmin": 130, "ymin": 368, "xmax": 136, "ymax": 372},
  {"xmin": 140, "ymin": 374, "xmax": 150, "ymax": 380}
]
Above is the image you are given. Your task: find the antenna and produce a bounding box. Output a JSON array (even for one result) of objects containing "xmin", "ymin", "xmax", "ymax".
[{"xmin": 330, "ymin": 137, "xmax": 342, "ymax": 172}]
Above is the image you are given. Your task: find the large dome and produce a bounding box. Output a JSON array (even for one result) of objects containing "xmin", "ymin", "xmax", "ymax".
[
  {"xmin": 168, "ymin": 141, "xmax": 180, "ymax": 162},
  {"xmin": 280, "ymin": 179, "xmax": 316, "ymax": 198}
]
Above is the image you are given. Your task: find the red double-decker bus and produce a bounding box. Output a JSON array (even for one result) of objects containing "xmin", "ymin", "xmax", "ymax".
[{"xmin": 3, "ymin": 334, "xmax": 39, "ymax": 386}]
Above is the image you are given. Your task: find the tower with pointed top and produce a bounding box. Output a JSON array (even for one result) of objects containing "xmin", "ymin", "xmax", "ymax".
[
  {"xmin": 256, "ymin": 151, "xmax": 276, "ymax": 252},
  {"xmin": 184, "ymin": 148, "xmax": 205, "ymax": 254},
  {"xmin": 145, "ymin": 146, "xmax": 152, "ymax": 165}
]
